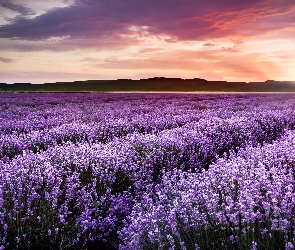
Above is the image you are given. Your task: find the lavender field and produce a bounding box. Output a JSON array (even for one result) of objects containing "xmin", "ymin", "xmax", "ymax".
[{"xmin": 1, "ymin": 93, "xmax": 295, "ymax": 250}]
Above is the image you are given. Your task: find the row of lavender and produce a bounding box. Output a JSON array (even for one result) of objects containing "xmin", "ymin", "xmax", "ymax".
[
  {"xmin": 1, "ymin": 93, "xmax": 295, "ymax": 249},
  {"xmin": 0, "ymin": 93, "xmax": 225, "ymax": 159},
  {"xmin": 1, "ymin": 93, "xmax": 295, "ymax": 161}
]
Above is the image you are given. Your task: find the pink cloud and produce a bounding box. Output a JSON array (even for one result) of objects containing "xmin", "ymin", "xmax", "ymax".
[{"xmin": 84, "ymin": 47, "xmax": 283, "ymax": 82}]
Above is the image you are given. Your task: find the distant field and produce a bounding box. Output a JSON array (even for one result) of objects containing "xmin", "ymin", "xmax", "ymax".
[{"xmin": 1, "ymin": 93, "xmax": 295, "ymax": 249}]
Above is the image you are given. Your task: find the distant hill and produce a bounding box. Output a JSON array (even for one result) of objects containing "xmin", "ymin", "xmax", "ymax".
[{"xmin": 1, "ymin": 78, "xmax": 295, "ymax": 92}]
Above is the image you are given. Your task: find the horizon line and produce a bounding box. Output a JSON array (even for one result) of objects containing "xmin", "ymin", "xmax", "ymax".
[{"xmin": 1, "ymin": 78, "xmax": 295, "ymax": 85}]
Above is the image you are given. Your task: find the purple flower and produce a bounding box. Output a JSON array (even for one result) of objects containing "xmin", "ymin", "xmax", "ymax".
[
  {"xmin": 251, "ymin": 241, "xmax": 258, "ymax": 250},
  {"xmin": 229, "ymin": 235, "xmax": 235, "ymax": 242},
  {"xmin": 286, "ymin": 242, "xmax": 295, "ymax": 250}
]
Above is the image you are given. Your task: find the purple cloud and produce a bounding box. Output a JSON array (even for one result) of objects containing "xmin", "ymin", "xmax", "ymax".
[
  {"xmin": 0, "ymin": 0, "xmax": 294, "ymax": 45},
  {"xmin": 0, "ymin": 1, "xmax": 34, "ymax": 16},
  {"xmin": 0, "ymin": 0, "xmax": 266, "ymax": 39}
]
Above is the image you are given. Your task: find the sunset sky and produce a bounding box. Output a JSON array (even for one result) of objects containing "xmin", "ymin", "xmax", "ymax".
[{"xmin": 0, "ymin": 0, "xmax": 294, "ymax": 84}]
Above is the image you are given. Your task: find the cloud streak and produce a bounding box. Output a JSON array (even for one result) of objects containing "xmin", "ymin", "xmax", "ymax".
[
  {"xmin": 0, "ymin": 1, "xmax": 34, "ymax": 16},
  {"xmin": 203, "ymin": 42, "xmax": 216, "ymax": 47},
  {"xmin": 0, "ymin": 56, "xmax": 13, "ymax": 63}
]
